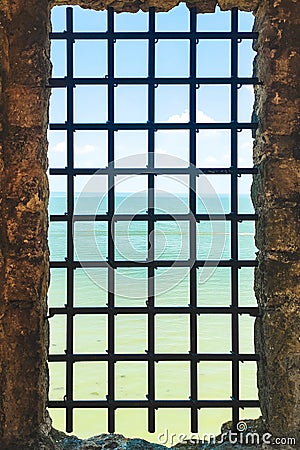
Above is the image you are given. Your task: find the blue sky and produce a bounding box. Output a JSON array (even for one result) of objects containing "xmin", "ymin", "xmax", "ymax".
[{"xmin": 49, "ymin": 3, "xmax": 255, "ymax": 196}]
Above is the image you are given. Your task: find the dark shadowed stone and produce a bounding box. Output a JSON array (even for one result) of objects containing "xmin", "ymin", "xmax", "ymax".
[
  {"xmin": 50, "ymin": 0, "xmax": 218, "ymax": 13},
  {"xmin": 218, "ymin": 0, "xmax": 259, "ymax": 11},
  {"xmin": 252, "ymin": 0, "xmax": 300, "ymax": 442},
  {"xmin": 46, "ymin": 418, "xmax": 298, "ymax": 450},
  {"xmin": 50, "ymin": 430, "xmax": 168, "ymax": 450}
]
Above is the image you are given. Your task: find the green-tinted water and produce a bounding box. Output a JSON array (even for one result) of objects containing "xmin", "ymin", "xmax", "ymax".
[{"xmin": 48, "ymin": 194, "xmax": 260, "ymax": 444}]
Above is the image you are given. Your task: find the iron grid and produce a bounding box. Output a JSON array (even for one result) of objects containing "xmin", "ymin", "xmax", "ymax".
[{"xmin": 48, "ymin": 6, "xmax": 260, "ymax": 434}]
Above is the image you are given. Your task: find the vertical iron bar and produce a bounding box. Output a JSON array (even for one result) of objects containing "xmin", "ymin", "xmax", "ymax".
[
  {"xmin": 189, "ymin": 7, "xmax": 198, "ymax": 434},
  {"xmin": 230, "ymin": 8, "xmax": 240, "ymax": 430},
  {"xmin": 66, "ymin": 7, "xmax": 74, "ymax": 433},
  {"xmin": 107, "ymin": 6, "xmax": 116, "ymax": 433},
  {"xmin": 147, "ymin": 6, "xmax": 156, "ymax": 433}
]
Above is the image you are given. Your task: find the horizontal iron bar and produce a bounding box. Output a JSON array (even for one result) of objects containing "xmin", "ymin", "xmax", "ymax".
[
  {"xmin": 50, "ymin": 260, "xmax": 258, "ymax": 268},
  {"xmin": 47, "ymin": 399, "xmax": 260, "ymax": 408},
  {"xmin": 49, "ymin": 76, "xmax": 259, "ymax": 87},
  {"xmin": 48, "ymin": 306, "xmax": 259, "ymax": 316},
  {"xmin": 49, "ymin": 167, "xmax": 258, "ymax": 176},
  {"xmin": 50, "ymin": 213, "xmax": 257, "ymax": 222},
  {"xmin": 48, "ymin": 353, "xmax": 259, "ymax": 363},
  {"xmin": 49, "ymin": 122, "xmax": 257, "ymax": 131},
  {"xmin": 50, "ymin": 31, "xmax": 258, "ymax": 40}
]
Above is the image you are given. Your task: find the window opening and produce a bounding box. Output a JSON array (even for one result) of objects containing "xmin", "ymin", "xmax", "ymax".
[{"xmin": 48, "ymin": 4, "xmax": 260, "ymax": 441}]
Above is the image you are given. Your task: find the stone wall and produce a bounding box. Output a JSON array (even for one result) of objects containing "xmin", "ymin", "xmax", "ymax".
[
  {"xmin": 49, "ymin": 0, "xmax": 259, "ymax": 13},
  {"xmin": 0, "ymin": 0, "xmax": 51, "ymax": 446},
  {"xmin": 0, "ymin": 0, "xmax": 299, "ymax": 448},
  {"xmin": 252, "ymin": 0, "xmax": 300, "ymax": 442}
]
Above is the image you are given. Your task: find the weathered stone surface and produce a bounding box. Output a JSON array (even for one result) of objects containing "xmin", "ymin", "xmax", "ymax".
[
  {"xmin": 252, "ymin": 0, "xmax": 300, "ymax": 443},
  {"xmin": 253, "ymin": 133, "xmax": 300, "ymax": 163},
  {"xmin": 50, "ymin": 0, "xmax": 218, "ymax": 13},
  {"xmin": 50, "ymin": 0, "xmax": 263, "ymax": 13},
  {"xmin": 254, "ymin": 207, "xmax": 300, "ymax": 253},
  {"xmin": 218, "ymin": 0, "xmax": 259, "ymax": 12},
  {"xmin": 252, "ymin": 158, "xmax": 300, "ymax": 207},
  {"xmin": 254, "ymin": 257, "xmax": 300, "ymax": 308},
  {"xmin": 0, "ymin": 0, "xmax": 51, "ymax": 446},
  {"xmin": 46, "ymin": 417, "xmax": 297, "ymax": 449},
  {"xmin": 255, "ymin": 309, "xmax": 300, "ymax": 441},
  {"xmin": 188, "ymin": 1, "xmax": 217, "ymax": 13}
]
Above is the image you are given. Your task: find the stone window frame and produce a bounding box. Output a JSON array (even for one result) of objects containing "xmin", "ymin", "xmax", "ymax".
[{"xmin": 0, "ymin": 0, "xmax": 299, "ymax": 447}]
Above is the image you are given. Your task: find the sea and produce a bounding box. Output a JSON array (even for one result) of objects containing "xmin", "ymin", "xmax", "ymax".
[{"xmin": 48, "ymin": 192, "xmax": 260, "ymax": 445}]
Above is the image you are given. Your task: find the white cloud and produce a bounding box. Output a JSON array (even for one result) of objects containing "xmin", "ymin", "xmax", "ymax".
[
  {"xmin": 77, "ymin": 144, "xmax": 96, "ymax": 155},
  {"xmin": 82, "ymin": 159, "xmax": 93, "ymax": 168},
  {"xmin": 167, "ymin": 110, "xmax": 189, "ymax": 123},
  {"xmin": 244, "ymin": 85, "xmax": 254, "ymax": 92},
  {"xmin": 51, "ymin": 141, "xmax": 65, "ymax": 153},
  {"xmin": 50, "ymin": 141, "xmax": 96, "ymax": 155},
  {"xmin": 240, "ymin": 141, "xmax": 252, "ymax": 151},
  {"xmin": 205, "ymin": 156, "xmax": 218, "ymax": 163},
  {"xmin": 196, "ymin": 110, "xmax": 216, "ymax": 123},
  {"xmin": 167, "ymin": 109, "xmax": 215, "ymax": 124}
]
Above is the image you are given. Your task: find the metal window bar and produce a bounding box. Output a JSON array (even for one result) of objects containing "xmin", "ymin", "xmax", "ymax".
[{"xmin": 48, "ymin": 6, "xmax": 260, "ymax": 434}]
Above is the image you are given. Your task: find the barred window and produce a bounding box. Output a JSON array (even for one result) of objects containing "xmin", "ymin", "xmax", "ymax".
[{"xmin": 48, "ymin": 4, "xmax": 260, "ymax": 441}]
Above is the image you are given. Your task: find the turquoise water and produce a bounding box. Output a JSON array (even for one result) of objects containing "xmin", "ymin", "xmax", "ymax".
[{"xmin": 48, "ymin": 193, "xmax": 260, "ymax": 444}]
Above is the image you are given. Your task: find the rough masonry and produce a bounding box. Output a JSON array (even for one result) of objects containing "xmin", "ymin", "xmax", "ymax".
[
  {"xmin": 251, "ymin": 0, "xmax": 300, "ymax": 442},
  {"xmin": 0, "ymin": 0, "xmax": 299, "ymax": 448}
]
